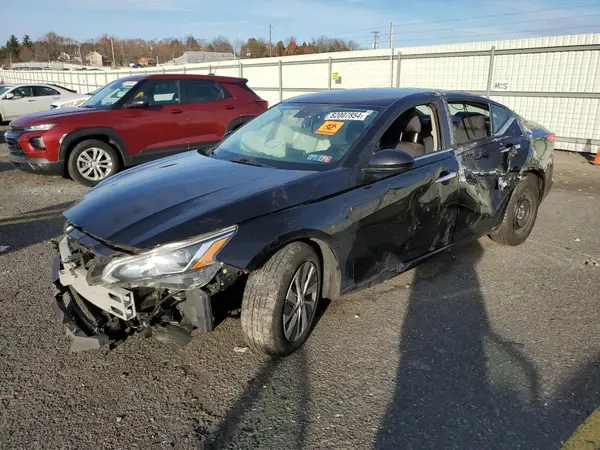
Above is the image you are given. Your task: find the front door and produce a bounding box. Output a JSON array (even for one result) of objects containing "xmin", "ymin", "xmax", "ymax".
[
  {"xmin": 344, "ymin": 100, "xmax": 460, "ymax": 287},
  {"xmin": 120, "ymin": 78, "xmax": 190, "ymax": 164},
  {"xmin": 449, "ymin": 100, "xmax": 528, "ymax": 240}
]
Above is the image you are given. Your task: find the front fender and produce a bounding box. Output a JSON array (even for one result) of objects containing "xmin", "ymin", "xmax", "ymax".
[{"xmin": 59, "ymin": 127, "xmax": 131, "ymax": 165}]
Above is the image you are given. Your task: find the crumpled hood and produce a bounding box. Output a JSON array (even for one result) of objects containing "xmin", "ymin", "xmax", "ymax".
[{"xmin": 64, "ymin": 151, "xmax": 323, "ymax": 248}]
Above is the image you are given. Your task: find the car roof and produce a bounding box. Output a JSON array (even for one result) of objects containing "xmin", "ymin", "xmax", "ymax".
[
  {"xmin": 286, "ymin": 88, "xmax": 487, "ymax": 107},
  {"xmin": 116, "ymin": 73, "xmax": 247, "ymax": 83}
]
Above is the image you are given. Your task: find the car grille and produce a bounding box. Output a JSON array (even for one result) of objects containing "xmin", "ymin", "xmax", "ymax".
[{"xmin": 6, "ymin": 137, "xmax": 25, "ymax": 157}]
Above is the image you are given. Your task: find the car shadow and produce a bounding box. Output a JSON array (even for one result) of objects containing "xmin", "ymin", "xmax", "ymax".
[
  {"xmin": 0, "ymin": 161, "xmax": 14, "ymax": 172},
  {"xmin": 0, "ymin": 202, "xmax": 72, "ymax": 256},
  {"xmin": 202, "ymin": 348, "xmax": 311, "ymax": 450}
]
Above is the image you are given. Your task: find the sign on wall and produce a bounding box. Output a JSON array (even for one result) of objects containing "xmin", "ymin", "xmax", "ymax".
[{"xmin": 493, "ymin": 80, "xmax": 509, "ymax": 90}]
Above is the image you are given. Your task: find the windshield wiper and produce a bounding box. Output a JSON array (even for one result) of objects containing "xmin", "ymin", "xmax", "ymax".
[{"xmin": 229, "ymin": 158, "xmax": 271, "ymax": 168}]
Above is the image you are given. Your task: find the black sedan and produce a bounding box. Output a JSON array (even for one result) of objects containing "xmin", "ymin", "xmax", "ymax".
[{"xmin": 52, "ymin": 88, "xmax": 555, "ymax": 356}]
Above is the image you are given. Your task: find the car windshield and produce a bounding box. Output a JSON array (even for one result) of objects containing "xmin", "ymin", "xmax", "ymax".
[
  {"xmin": 80, "ymin": 79, "xmax": 139, "ymax": 109},
  {"xmin": 212, "ymin": 103, "xmax": 379, "ymax": 170}
]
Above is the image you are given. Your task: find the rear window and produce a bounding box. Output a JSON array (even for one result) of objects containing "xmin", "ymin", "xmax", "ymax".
[{"xmin": 183, "ymin": 79, "xmax": 228, "ymax": 103}]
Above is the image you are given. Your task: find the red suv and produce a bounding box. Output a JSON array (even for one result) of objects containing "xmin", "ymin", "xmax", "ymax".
[{"xmin": 5, "ymin": 74, "xmax": 268, "ymax": 186}]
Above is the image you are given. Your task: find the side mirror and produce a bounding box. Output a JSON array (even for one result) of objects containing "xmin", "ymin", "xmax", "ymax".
[
  {"xmin": 125, "ymin": 98, "xmax": 149, "ymax": 109},
  {"xmin": 4, "ymin": 92, "xmax": 14, "ymax": 100},
  {"xmin": 363, "ymin": 149, "xmax": 415, "ymax": 175}
]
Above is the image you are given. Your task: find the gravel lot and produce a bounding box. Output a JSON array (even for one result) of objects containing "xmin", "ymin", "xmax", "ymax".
[{"xmin": 1, "ymin": 127, "xmax": 600, "ymax": 449}]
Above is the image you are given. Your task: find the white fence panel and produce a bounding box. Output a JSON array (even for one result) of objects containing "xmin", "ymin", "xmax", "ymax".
[{"xmin": 1, "ymin": 32, "xmax": 599, "ymax": 153}]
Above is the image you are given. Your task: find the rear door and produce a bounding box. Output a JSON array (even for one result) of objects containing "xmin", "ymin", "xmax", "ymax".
[
  {"xmin": 345, "ymin": 97, "xmax": 460, "ymax": 286},
  {"xmin": 181, "ymin": 79, "xmax": 239, "ymax": 153},
  {"xmin": 119, "ymin": 78, "xmax": 190, "ymax": 164},
  {"xmin": 448, "ymin": 99, "xmax": 522, "ymax": 240},
  {"xmin": 3, "ymin": 86, "xmax": 36, "ymax": 119},
  {"xmin": 32, "ymin": 85, "xmax": 62, "ymax": 110}
]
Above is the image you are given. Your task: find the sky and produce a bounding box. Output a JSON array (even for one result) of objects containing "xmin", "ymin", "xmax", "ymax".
[{"xmin": 2, "ymin": 0, "xmax": 600, "ymax": 49}]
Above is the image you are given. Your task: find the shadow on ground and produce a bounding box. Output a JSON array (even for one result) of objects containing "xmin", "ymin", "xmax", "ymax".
[
  {"xmin": 374, "ymin": 241, "xmax": 600, "ymax": 449},
  {"xmin": 0, "ymin": 161, "xmax": 14, "ymax": 172},
  {"xmin": 0, "ymin": 202, "xmax": 72, "ymax": 255},
  {"xmin": 202, "ymin": 240, "xmax": 600, "ymax": 449}
]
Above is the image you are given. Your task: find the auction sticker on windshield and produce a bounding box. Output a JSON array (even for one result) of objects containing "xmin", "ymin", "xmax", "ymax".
[
  {"xmin": 316, "ymin": 121, "xmax": 344, "ymax": 135},
  {"xmin": 324, "ymin": 111, "xmax": 372, "ymax": 121}
]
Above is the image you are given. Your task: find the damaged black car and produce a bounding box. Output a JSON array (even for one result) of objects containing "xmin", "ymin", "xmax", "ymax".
[{"xmin": 52, "ymin": 88, "xmax": 555, "ymax": 356}]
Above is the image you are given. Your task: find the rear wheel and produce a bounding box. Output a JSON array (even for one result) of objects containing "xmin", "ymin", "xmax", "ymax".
[
  {"xmin": 489, "ymin": 174, "xmax": 540, "ymax": 246},
  {"xmin": 241, "ymin": 242, "xmax": 321, "ymax": 356},
  {"xmin": 67, "ymin": 139, "xmax": 121, "ymax": 187}
]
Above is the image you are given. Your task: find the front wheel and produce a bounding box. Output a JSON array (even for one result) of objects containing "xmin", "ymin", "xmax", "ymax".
[
  {"xmin": 67, "ymin": 139, "xmax": 121, "ymax": 187},
  {"xmin": 489, "ymin": 174, "xmax": 540, "ymax": 246},
  {"xmin": 241, "ymin": 242, "xmax": 321, "ymax": 356}
]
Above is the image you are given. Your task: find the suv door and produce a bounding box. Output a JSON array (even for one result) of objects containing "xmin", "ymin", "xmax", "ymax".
[
  {"xmin": 120, "ymin": 79, "xmax": 189, "ymax": 164},
  {"xmin": 345, "ymin": 98, "xmax": 460, "ymax": 286},
  {"xmin": 2, "ymin": 86, "xmax": 35, "ymax": 119},
  {"xmin": 32, "ymin": 85, "xmax": 62, "ymax": 109},
  {"xmin": 182, "ymin": 79, "xmax": 239, "ymax": 153},
  {"xmin": 449, "ymin": 99, "xmax": 524, "ymax": 240}
]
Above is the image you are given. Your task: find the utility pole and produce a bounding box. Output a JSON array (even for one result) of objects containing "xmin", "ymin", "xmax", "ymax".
[
  {"xmin": 269, "ymin": 24, "xmax": 273, "ymax": 57},
  {"xmin": 110, "ymin": 38, "xmax": 116, "ymax": 68},
  {"xmin": 371, "ymin": 31, "xmax": 380, "ymax": 50},
  {"xmin": 121, "ymin": 40, "xmax": 125, "ymax": 67},
  {"xmin": 389, "ymin": 22, "xmax": 394, "ymax": 48}
]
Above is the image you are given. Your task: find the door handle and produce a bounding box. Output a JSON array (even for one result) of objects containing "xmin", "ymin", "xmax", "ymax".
[
  {"xmin": 28, "ymin": 99, "xmax": 36, "ymax": 102},
  {"xmin": 436, "ymin": 171, "xmax": 457, "ymax": 184},
  {"xmin": 224, "ymin": 105, "xmax": 236, "ymax": 110},
  {"xmin": 169, "ymin": 109, "xmax": 184, "ymax": 114},
  {"xmin": 502, "ymin": 143, "xmax": 521, "ymax": 153}
]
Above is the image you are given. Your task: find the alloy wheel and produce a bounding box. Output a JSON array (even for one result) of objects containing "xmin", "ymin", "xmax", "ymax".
[
  {"xmin": 283, "ymin": 261, "xmax": 319, "ymax": 342},
  {"xmin": 76, "ymin": 148, "xmax": 113, "ymax": 181}
]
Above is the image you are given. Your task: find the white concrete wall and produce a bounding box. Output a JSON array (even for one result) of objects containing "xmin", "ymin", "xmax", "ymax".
[{"xmin": 2, "ymin": 33, "xmax": 599, "ymax": 153}]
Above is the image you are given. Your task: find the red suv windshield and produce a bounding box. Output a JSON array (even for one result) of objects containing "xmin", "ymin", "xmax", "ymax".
[{"xmin": 81, "ymin": 79, "xmax": 140, "ymax": 109}]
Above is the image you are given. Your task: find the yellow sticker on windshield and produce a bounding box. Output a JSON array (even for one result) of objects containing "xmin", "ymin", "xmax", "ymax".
[{"xmin": 316, "ymin": 121, "xmax": 344, "ymax": 136}]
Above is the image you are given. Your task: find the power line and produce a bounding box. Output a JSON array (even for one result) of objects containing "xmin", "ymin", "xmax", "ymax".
[
  {"xmin": 328, "ymin": 11, "xmax": 600, "ymax": 48},
  {"xmin": 319, "ymin": 2, "xmax": 600, "ymax": 39},
  {"xmin": 393, "ymin": 23, "xmax": 600, "ymax": 45},
  {"xmin": 391, "ymin": 11, "xmax": 600, "ymax": 37}
]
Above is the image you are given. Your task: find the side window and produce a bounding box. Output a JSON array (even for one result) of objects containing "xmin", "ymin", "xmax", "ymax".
[
  {"xmin": 33, "ymin": 86, "xmax": 60, "ymax": 97},
  {"xmin": 448, "ymin": 102, "xmax": 490, "ymax": 145},
  {"xmin": 377, "ymin": 104, "xmax": 440, "ymax": 157},
  {"xmin": 183, "ymin": 80, "xmax": 228, "ymax": 104},
  {"xmin": 490, "ymin": 104, "xmax": 509, "ymax": 134},
  {"xmin": 132, "ymin": 80, "xmax": 180, "ymax": 106},
  {"xmin": 12, "ymin": 87, "xmax": 33, "ymax": 98}
]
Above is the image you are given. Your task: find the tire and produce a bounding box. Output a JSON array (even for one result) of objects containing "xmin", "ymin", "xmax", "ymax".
[
  {"xmin": 489, "ymin": 174, "xmax": 540, "ymax": 246},
  {"xmin": 67, "ymin": 139, "xmax": 121, "ymax": 187},
  {"xmin": 241, "ymin": 242, "xmax": 321, "ymax": 356}
]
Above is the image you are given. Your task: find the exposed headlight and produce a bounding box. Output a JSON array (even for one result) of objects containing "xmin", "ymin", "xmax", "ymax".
[
  {"xmin": 101, "ymin": 225, "xmax": 237, "ymax": 288},
  {"xmin": 23, "ymin": 123, "xmax": 57, "ymax": 131}
]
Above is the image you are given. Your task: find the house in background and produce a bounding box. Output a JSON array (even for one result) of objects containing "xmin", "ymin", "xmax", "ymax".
[{"xmin": 86, "ymin": 51, "xmax": 104, "ymax": 67}]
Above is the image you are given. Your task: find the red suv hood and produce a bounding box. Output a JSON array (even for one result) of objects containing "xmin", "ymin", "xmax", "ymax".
[{"xmin": 10, "ymin": 107, "xmax": 104, "ymax": 126}]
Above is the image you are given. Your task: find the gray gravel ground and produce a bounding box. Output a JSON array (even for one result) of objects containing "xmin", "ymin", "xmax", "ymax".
[{"xmin": 1, "ymin": 129, "xmax": 600, "ymax": 449}]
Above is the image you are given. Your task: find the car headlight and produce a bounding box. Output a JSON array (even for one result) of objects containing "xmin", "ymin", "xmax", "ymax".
[
  {"xmin": 23, "ymin": 123, "xmax": 57, "ymax": 131},
  {"xmin": 101, "ymin": 225, "xmax": 237, "ymax": 288}
]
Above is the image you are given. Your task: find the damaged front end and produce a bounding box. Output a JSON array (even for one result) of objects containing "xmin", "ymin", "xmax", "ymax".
[{"xmin": 51, "ymin": 223, "xmax": 242, "ymax": 351}]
